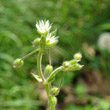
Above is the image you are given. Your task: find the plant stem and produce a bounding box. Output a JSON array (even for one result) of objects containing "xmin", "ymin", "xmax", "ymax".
[
  {"xmin": 21, "ymin": 48, "xmax": 40, "ymax": 60},
  {"xmin": 37, "ymin": 51, "xmax": 45, "ymax": 82},
  {"xmin": 41, "ymin": 35, "xmax": 46, "ymax": 50},
  {"xmin": 47, "ymin": 66, "xmax": 63, "ymax": 82},
  {"xmin": 45, "ymin": 84, "xmax": 55, "ymax": 110},
  {"xmin": 59, "ymin": 72, "xmax": 66, "ymax": 90}
]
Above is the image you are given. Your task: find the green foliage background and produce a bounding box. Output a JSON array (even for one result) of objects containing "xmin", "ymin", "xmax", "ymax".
[{"xmin": 0, "ymin": 0, "xmax": 110, "ymax": 110}]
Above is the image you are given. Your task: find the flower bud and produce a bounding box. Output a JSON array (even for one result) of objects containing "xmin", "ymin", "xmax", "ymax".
[
  {"xmin": 74, "ymin": 53, "xmax": 82, "ymax": 60},
  {"xmin": 50, "ymin": 87, "xmax": 59, "ymax": 96},
  {"xmin": 52, "ymin": 96, "xmax": 57, "ymax": 106},
  {"xmin": 63, "ymin": 61, "xmax": 70, "ymax": 67},
  {"xmin": 32, "ymin": 38, "xmax": 41, "ymax": 47},
  {"xmin": 44, "ymin": 65, "xmax": 53, "ymax": 77},
  {"xmin": 13, "ymin": 58, "xmax": 24, "ymax": 68},
  {"xmin": 70, "ymin": 59, "xmax": 78, "ymax": 65},
  {"xmin": 73, "ymin": 63, "xmax": 83, "ymax": 70}
]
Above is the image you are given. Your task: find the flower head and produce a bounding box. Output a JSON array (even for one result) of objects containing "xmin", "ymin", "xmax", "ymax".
[
  {"xmin": 62, "ymin": 52, "xmax": 83, "ymax": 72},
  {"xmin": 36, "ymin": 20, "xmax": 52, "ymax": 35},
  {"xmin": 46, "ymin": 33, "xmax": 58, "ymax": 48},
  {"xmin": 98, "ymin": 32, "xmax": 110, "ymax": 51}
]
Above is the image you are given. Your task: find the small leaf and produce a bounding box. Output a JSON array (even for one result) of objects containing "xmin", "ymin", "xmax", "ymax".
[{"xmin": 31, "ymin": 73, "xmax": 42, "ymax": 82}]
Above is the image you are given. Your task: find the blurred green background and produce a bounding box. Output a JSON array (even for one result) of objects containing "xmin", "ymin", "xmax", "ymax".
[{"xmin": 0, "ymin": 0, "xmax": 110, "ymax": 110}]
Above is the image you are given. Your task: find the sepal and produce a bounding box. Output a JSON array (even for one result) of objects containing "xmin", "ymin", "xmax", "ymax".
[{"xmin": 31, "ymin": 73, "xmax": 42, "ymax": 82}]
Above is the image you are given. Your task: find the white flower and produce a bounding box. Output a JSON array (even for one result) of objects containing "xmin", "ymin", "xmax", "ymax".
[
  {"xmin": 46, "ymin": 33, "xmax": 58, "ymax": 47},
  {"xmin": 98, "ymin": 32, "xmax": 110, "ymax": 51},
  {"xmin": 36, "ymin": 20, "xmax": 52, "ymax": 35}
]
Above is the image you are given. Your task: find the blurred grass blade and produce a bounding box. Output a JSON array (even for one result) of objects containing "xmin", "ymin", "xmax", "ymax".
[
  {"xmin": 0, "ymin": 30, "xmax": 22, "ymax": 47},
  {"xmin": 0, "ymin": 53, "xmax": 14, "ymax": 63}
]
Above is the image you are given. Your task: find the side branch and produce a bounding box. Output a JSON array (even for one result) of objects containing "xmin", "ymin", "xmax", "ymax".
[
  {"xmin": 47, "ymin": 66, "xmax": 63, "ymax": 82},
  {"xmin": 21, "ymin": 48, "xmax": 40, "ymax": 60}
]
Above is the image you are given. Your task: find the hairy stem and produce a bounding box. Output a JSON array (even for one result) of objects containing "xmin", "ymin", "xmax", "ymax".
[
  {"xmin": 37, "ymin": 51, "xmax": 45, "ymax": 82},
  {"xmin": 21, "ymin": 48, "xmax": 40, "ymax": 60},
  {"xmin": 45, "ymin": 84, "xmax": 55, "ymax": 110},
  {"xmin": 59, "ymin": 72, "xmax": 66, "ymax": 90}
]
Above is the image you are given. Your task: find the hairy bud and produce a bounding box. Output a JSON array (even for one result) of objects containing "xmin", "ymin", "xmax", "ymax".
[
  {"xmin": 74, "ymin": 53, "xmax": 82, "ymax": 61},
  {"xmin": 63, "ymin": 61, "xmax": 70, "ymax": 67},
  {"xmin": 32, "ymin": 38, "xmax": 41, "ymax": 47},
  {"xmin": 73, "ymin": 63, "xmax": 84, "ymax": 70},
  {"xmin": 13, "ymin": 58, "xmax": 24, "ymax": 68},
  {"xmin": 50, "ymin": 87, "xmax": 59, "ymax": 96},
  {"xmin": 52, "ymin": 96, "xmax": 57, "ymax": 106},
  {"xmin": 44, "ymin": 65, "xmax": 53, "ymax": 77}
]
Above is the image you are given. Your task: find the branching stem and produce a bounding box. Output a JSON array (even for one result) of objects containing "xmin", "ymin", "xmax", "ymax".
[{"xmin": 47, "ymin": 66, "xmax": 63, "ymax": 82}]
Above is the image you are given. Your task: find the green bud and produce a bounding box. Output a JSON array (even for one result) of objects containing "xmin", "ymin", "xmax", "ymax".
[
  {"xmin": 13, "ymin": 58, "xmax": 24, "ymax": 68},
  {"xmin": 63, "ymin": 61, "xmax": 70, "ymax": 67},
  {"xmin": 44, "ymin": 65, "xmax": 53, "ymax": 77},
  {"xmin": 51, "ymin": 96, "xmax": 57, "ymax": 106},
  {"xmin": 74, "ymin": 53, "xmax": 82, "ymax": 60},
  {"xmin": 70, "ymin": 59, "xmax": 78, "ymax": 65},
  {"xmin": 32, "ymin": 38, "xmax": 41, "ymax": 47},
  {"xmin": 50, "ymin": 87, "xmax": 59, "ymax": 96},
  {"xmin": 62, "ymin": 61, "xmax": 70, "ymax": 71},
  {"xmin": 73, "ymin": 63, "xmax": 83, "ymax": 70}
]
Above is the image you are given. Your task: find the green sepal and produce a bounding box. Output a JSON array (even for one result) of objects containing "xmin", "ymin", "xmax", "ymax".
[{"xmin": 31, "ymin": 73, "xmax": 42, "ymax": 82}]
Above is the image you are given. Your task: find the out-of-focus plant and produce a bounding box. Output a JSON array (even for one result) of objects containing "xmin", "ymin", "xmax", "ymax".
[
  {"xmin": 13, "ymin": 20, "xmax": 83, "ymax": 110},
  {"xmin": 74, "ymin": 82, "xmax": 87, "ymax": 99},
  {"xmin": 93, "ymin": 99, "xmax": 110, "ymax": 110}
]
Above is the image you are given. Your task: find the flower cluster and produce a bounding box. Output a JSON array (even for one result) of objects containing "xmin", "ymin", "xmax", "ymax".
[
  {"xmin": 13, "ymin": 19, "xmax": 83, "ymax": 110},
  {"xmin": 35, "ymin": 20, "xmax": 58, "ymax": 49},
  {"xmin": 62, "ymin": 53, "xmax": 83, "ymax": 72}
]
